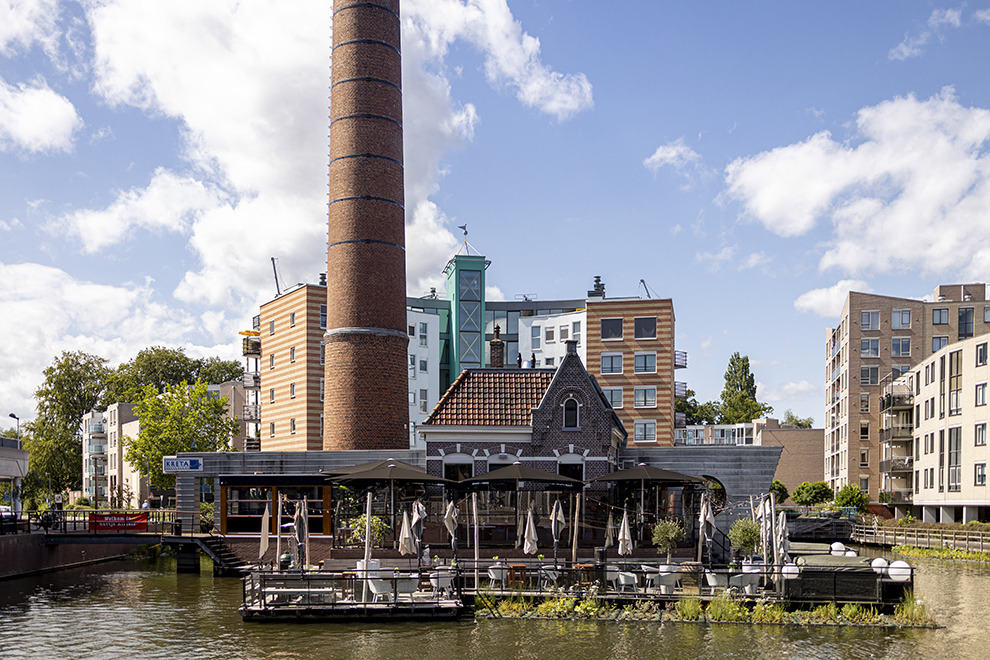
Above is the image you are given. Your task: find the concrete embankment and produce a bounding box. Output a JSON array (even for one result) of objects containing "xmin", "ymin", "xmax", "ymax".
[{"xmin": 0, "ymin": 533, "xmax": 138, "ymax": 580}]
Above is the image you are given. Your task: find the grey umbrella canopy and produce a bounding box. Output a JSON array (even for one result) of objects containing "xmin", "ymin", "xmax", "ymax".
[
  {"xmin": 587, "ymin": 465, "xmax": 704, "ymax": 485},
  {"xmin": 459, "ymin": 463, "xmax": 585, "ymax": 488},
  {"xmin": 322, "ymin": 459, "xmax": 424, "ymax": 480},
  {"xmin": 333, "ymin": 462, "xmax": 457, "ymax": 488}
]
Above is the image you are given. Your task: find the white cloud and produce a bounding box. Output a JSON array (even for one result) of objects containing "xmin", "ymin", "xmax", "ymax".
[
  {"xmin": 976, "ymin": 9, "xmax": 990, "ymax": 25},
  {"xmin": 759, "ymin": 379, "xmax": 820, "ymax": 403},
  {"xmin": 0, "ymin": 0, "xmax": 60, "ymax": 56},
  {"xmin": 695, "ymin": 246, "xmax": 736, "ymax": 272},
  {"xmin": 794, "ymin": 279, "xmax": 872, "ymax": 318},
  {"xmin": 725, "ymin": 89, "xmax": 990, "ymax": 279},
  {"xmin": 889, "ymin": 8, "xmax": 962, "ymax": 61},
  {"xmin": 56, "ymin": 168, "xmax": 227, "ymax": 253},
  {"xmin": 644, "ymin": 138, "xmax": 701, "ymax": 173},
  {"xmin": 0, "ymin": 76, "xmax": 82, "ymax": 152},
  {"xmin": 742, "ymin": 252, "xmax": 769, "ymax": 270}
]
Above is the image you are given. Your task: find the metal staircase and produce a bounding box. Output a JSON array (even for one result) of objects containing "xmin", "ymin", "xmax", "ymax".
[{"xmin": 197, "ymin": 532, "xmax": 250, "ymax": 576}]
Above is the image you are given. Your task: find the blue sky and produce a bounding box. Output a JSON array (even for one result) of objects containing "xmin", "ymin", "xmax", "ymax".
[{"xmin": 3, "ymin": 1, "xmax": 990, "ymax": 428}]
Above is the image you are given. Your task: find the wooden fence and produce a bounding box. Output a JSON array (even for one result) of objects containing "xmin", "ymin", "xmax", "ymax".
[{"xmin": 853, "ymin": 524, "xmax": 990, "ymax": 553}]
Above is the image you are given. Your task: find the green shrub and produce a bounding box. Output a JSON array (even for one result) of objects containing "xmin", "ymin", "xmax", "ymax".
[
  {"xmin": 705, "ymin": 592, "xmax": 748, "ymax": 621},
  {"xmin": 751, "ymin": 601, "xmax": 785, "ymax": 623},
  {"xmin": 728, "ymin": 518, "xmax": 761, "ymax": 556},
  {"xmin": 833, "ymin": 484, "xmax": 868, "ymax": 513},
  {"xmin": 347, "ymin": 514, "xmax": 391, "ymax": 547},
  {"xmin": 675, "ymin": 597, "xmax": 703, "ymax": 620},
  {"xmin": 791, "ymin": 481, "xmax": 834, "ymax": 507},
  {"xmin": 652, "ymin": 518, "xmax": 685, "ymax": 563}
]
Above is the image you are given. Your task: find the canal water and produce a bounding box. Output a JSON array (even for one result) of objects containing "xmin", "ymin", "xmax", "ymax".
[{"xmin": 0, "ymin": 554, "xmax": 986, "ymax": 660}]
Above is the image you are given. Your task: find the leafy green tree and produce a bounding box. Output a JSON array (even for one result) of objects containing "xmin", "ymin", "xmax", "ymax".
[
  {"xmin": 124, "ymin": 380, "xmax": 239, "ymax": 489},
  {"xmin": 718, "ymin": 353, "xmax": 773, "ymax": 423},
  {"xmin": 194, "ymin": 357, "xmax": 243, "ymax": 385},
  {"xmin": 728, "ymin": 518, "xmax": 761, "ymax": 557},
  {"xmin": 27, "ymin": 351, "xmax": 109, "ymax": 497},
  {"xmin": 833, "ymin": 484, "xmax": 869, "ymax": 512},
  {"xmin": 783, "ymin": 409, "xmax": 814, "ymax": 429},
  {"xmin": 675, "ymin": 389, "xmax": 719, "ymax": 425},
  {"xmin": 101, "ymin": 346, "xmax": 199, "ymax": 406},
  {"xmin": 769, "ymin": 479, "xmax": 789, "ymax": 504},
  {"xmin": 790, "ymin": 481, "xmax": 834, "ymax": 507},
  {"xmin": 651, "ymin": 518, "xmax": 686, "ymax": 563}
]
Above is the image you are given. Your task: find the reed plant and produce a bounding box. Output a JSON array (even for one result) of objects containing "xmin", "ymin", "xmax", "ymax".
[
  {"xmin": 705, "ymin": 593, "xmax": 748, "ymax": 622},
  {"xmin": 675, "ymin": 597, "xmax": 703, "ymax": 621},
  {"xmin": 893, "ymin": 589, "xmax": 935, "ymax": 626}
]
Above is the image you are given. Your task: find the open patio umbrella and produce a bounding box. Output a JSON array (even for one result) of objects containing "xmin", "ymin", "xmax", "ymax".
[
  {"xmin": 444, "ymin": 499, "xmax": 458, "ymax": 561},
  {"xmin": 523, "ymin": 509, "xmax": 539, "ymax": 555},
  {"xmin": 550, "ymin": 499, "xmax": 567, "ymax": 566},
  {"xmin": 618, "ymin": 509, "xmax": 633, "ymax": 556}
]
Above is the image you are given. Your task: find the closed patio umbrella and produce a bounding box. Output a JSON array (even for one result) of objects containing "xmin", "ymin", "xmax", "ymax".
[
  {"xmin": 604, "ymin": 509, "xmax": 615, "ymax": 549},
  {"xmin": 523, "ymin": 509, "xmax": 539, "ymax": 555},
  {"xmin": 444, "ymin": 499, "xmax": 458, "ymax": 560},
  {"xmin": 550, "ymin": 500, "xmax": 567, "ymax": 566},
  {"xmin": 618, "ymin": 510, "xmax": 633, "ymax": 556},
  {"xmin": 399, "ymin": 510, "xmax": 416, "ymax": 556},
  {"xmin": 411, "ymin": 499, "xmax": 428, "ymax": 562},
  {"xmin": 258, "ymin": 502, "xmax": 270, "ymax": 564}
]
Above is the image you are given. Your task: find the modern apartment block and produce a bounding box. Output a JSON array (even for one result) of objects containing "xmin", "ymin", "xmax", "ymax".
[
  {"xmin": 883, "ymin": 334, "xmax": 990, "ymax": 522},
  {"xmin": 256, "ymin": 253, "xmax": 690, "ymax": 451},
  {"xmin": 81, "ymin": 403, "xmax": 146, "ymax": 507},
  {"xmin": 825, "ymin": 283, "xmax": 990, "ymax": 503}
]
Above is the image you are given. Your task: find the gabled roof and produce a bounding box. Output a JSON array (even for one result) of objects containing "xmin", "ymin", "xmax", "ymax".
[{"xmin": 423, "ymin": 369, "xmax": 557, "ymax": 426}]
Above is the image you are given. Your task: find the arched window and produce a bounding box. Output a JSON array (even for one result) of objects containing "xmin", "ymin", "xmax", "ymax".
[{"xmin": 563, "ymin": 398, "xmax": 580, "ymax": 428}]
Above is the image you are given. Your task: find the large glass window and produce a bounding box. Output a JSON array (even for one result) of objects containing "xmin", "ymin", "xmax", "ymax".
[
  {"xmin": 861, "ymin": 311, "xmax": 879, "ymax": 330},
  {"xmin": 601, "ymin": 353, "xmax": 623, "ymax": 374},
  {"xmin": 634, "ymin": 317, "xmax": 657, "ymax": 340},
  {"xmin": 531, "ymin": 325, "xmax": 541, "ymax": 350},
  {"xmin": 634, "ymin": 420, "xmax": 656, "ymax": 442},
  {"xmin": 892, "ymin": 310, "xmax": 910, "ymax": 329},
  {"xmin": 634, "ymin": 386, "xmax": 656, "ymax": 408},
  {"xmin": 634, "ymin": 352, "xmax": 656, "ymax": 373},
  {"xmin": 948, "ymin": 427, "xmax": 962, "ymax": 492},
  {"xmin": 601, "ymin": 318, "xmax": 623, "ymax": 340},
  {"xmin": 892, "ymin": 338, "xmax": 910, "ymax": 358},
  {"xmin": 933, "ymin": 336, "xmax": 948, "ymax": 353},
  {"xmin": 860, "ymin": 366, "xmax": 878, "ymax": 385},
  {"xmin": 861, "ymin": 339, "xmax": 879, "ymax": 357},
  {"xmin": 603, "ymin": 387, "xmax": 622, "ymax": 409},
  {"xmin": 572, "ymin": 321, "xmax": 582, "ymax": 345},
  {"xmin": 949, "ymin": 350, "xmax": 962, "ymax": 415},
  {"xmin": 933, "ymin": 308, "xmax": 948, "ymax": 325},
  {"xmin": 459, "ymin": 270, "xmax": 481, "ymax": 300},
  {"xmin": 959, "ymin": 307, "xmax": 975, "ymax": 340}
]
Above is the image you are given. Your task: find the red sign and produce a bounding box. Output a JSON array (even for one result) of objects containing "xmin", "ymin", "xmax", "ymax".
[{"xmin": 88, "ymin": 512, "xmax": 148, "ymax": 531}]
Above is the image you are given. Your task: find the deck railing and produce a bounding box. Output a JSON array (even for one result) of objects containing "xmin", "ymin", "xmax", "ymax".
[{"xmin": 853, "ymin": 524, "xmax": 990, "ymax": 552}]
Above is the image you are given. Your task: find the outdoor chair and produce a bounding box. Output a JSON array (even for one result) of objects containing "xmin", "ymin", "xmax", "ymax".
[
  {"xmin": 617, "ymin": 571, "xmax": 638, "ymax": 593},
  {"xmin": 430, "ymin": 570, "xmax": 453, "ymax": 599},
  {"xmin": 655, "ymin": 572, "xmax": 679, "ymax": 595},
  {"xmin": 538, "ymin": 566, "xmax": 561, "ymax": 590},
  {"xmin": 606, "ymin": 566, "xmax": 619, "ymax": 591},
  {"xmin": 488, "ymin": 565, "xmax": 508, "ymax": 590},
  {"xmin": 368, "ymin": 578, "xmax": 394, "ymax": 603},
  {"xmin": 704, "ymin": 570, "xmax": 729, "ymax": 595}
]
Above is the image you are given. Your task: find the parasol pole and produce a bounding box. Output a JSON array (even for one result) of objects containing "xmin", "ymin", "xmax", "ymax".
[
  {"xmin": 473, "ymin": 492, "xmax": 480, "ymax": 590},
  {"xmin": 303, "ymin": 496, "xmax": 310, "ymax": 570},
  {"xmin": 571, "ymin": 492, "xmax": 580, "ymax": 565},
  {"xmin": 275, "ymin": 493, "xmax": 282, "ymax": 569},
  {"xmin": 362, "ymin": 490, "xmax": 373, "ymax": 603}
]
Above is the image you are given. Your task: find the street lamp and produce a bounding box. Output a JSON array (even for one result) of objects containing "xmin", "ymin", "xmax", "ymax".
[{"xmin": 7, "ymin": 413, "xmax": 18, "ymax": 448}]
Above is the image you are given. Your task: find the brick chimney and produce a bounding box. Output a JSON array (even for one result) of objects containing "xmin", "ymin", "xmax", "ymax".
[
  {"xmin": 490, "ymin": 324, "xmax": 504, "ymax": 368},
  {"xmin": 324, "ymin": 0, "xmax": 407, "ymax": 449}
]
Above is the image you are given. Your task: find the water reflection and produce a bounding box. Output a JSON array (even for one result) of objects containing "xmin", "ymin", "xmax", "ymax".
[{"xmin": 0, "ymin": 556, "xmax": 986, "ymax": 660}]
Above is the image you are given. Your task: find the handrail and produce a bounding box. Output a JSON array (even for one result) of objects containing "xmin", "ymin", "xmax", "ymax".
[{"xmin": 852, "ymin": 524, "xmax": 990, "ymax": 553}]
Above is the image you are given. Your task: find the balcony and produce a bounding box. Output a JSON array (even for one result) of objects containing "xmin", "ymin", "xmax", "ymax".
[
  {"xmin": 87, "ymin": 422, "xmax": 105, "ymax": 436},
  {"xmin": 242, "ymin": 404, "xmax": 260, "ymax": 422},
  {"xmin": 87, "ymin": 444, "xmax": 106, "ymax": 455},
  {"xmin": 252, "ymin": 314, "xmax": 261, "ymax": 331},
  {"xmin": 880, "ymin": 425, "xmax": 913, "ymax": 444},
  {"xmin": 674, "ymin": 351, "xmax": 688, "ymax": 369},
  {"xmin": 243, "ymin": 371, "xmax": 261, "ymax": 389},
  {"xmin": 674, "ymin": 381, "xmax": 687, "ymax": 400},
  {"xmin": 880, "ymin": 490, "xmax": 913, "ymax": 504},
  {"xmin": 242, "ymin": 336, "xmax": 261, "ymax": 357},
  {"xmin": 880, "ymin": 456, "xmax": 913, "ymax": 473},
  {"xmin": 880, "ymin": 392, "xmax": 913, "ymax": 412},
  {"xmin": 674, "ymin": 412, "xmax": 687, "ymax": 428}
]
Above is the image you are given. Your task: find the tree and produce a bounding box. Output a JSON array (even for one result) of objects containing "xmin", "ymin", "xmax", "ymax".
[
  {"xmin": 833, "ymin": 484, "xmax": 869, "ymax": 513},
  {"xmin": 718, "ymin": 353, "xmax": 773, "ymax": 423},
  {"xmin": 124, "ymin": 380, "xmax": 239, "ymax": 489},
  {"xmin": 790, "ymin": 481, "xmax": 834, "ymax": 507},
  {"xmin": 675, "ymin": 389, "xmax": 719, "ymax": 425},
  {"xmin": 195, "ymin": 357, "xmax": 243, "ymax": 385},
  {"xmin": 769, "ymin": 479, "xmax": 789, "ymax": 504},
  {"xmin": 728, "ymin": 518, "xmax": 761, "ymax": 558},
  {"xmin": 28, "ymin": 351, "xmax": 109, "ymax": 497},
  {"xmin": 783, "ymin": 409, "xmax": 814, "ymax": 429},
  {"xmin": 101, "ymin": 346, "xmax": 199, "ymax": 406},
  {"xmin": 651, "ymin": 518, "xmax": 685, "ymax": 564}
]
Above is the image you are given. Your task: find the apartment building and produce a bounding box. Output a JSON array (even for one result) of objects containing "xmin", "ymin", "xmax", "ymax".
[
  {"xmin": 825, "ymin": 283, "xmax": 990, "ymax": 503},
  {"xmin": 81, "ymin": 403, "xmax": 146, "ymax": 507},
  {"xmin": 886, "ymin": 335, "xmax": 990, "ymax": 523}
]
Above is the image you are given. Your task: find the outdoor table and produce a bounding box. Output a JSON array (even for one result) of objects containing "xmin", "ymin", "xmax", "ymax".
[
  {"xmin": 507, "ymin": 564, "xmax": 527, "ymax": 588},
  {"xmin": 575, "ymin": 563, "xmax": 595, "ymax": 587},
  {"xmin": 341, "ymin": 570, "xmax": 359, "ymax": 601}
]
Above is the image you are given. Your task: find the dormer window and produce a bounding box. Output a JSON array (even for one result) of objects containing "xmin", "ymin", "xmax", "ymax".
[{"xmin": 563, "ymin": 398, "xmax": 580, "ymax": 428}]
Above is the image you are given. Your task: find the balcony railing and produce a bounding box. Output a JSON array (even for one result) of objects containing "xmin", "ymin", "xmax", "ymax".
[
  {"xmin": 242, "ymin": 404, "xmax": 260, "ymax": 422},
  {"xmin": 674, "ymin": 412, "xmax": 686, "ymax": 428},
  {"xmin": 879, "ymin": 490, "xmax": 912, "ymax": 504},
  {"xmin": 880, "ymin": 456, "xmax": 913, "ymax": 473},
  {"xmin": 674, "ymin": 381, "xmax": 687, "ymax": 399},
  {"xmin": 87, "ymin": 444, "xmax": 106, "ymax": 455},
  {"xmin": 252, "ymin": 314, "xmax": 261, "ymax": 331},
  {"xmin": 87, "ymin": 422, "xmax": 105, "ymax": 434},
  {"xmin": 242, "ymin": 336, "xmax": 261, "ymax": 357},
  {"xmin": 880, "ymin": 392, "xmax": 913, "ymax": 412},
  {"xmin": 880, "ymin": 426, "xmax": 913, "ymax": 443},
  {"xmin": 674, "ymin": 351, "xmax": 688, "ymax": 369},
  {"xmin": 243, "ymin": 371, "xmax": 261, "ymax": 389}
]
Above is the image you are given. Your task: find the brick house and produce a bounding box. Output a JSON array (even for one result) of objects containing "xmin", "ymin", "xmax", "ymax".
[{"xmin": 420, "ymin": 339, "xmax": 627, "ymax": 482}]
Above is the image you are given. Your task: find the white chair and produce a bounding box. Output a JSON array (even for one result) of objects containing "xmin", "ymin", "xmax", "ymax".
[
  {"xmin": 606, "ymin": 565, "xmax": 619, "ymax": 591},
  {"xmin": 704, "ymin": 571, "xmax": 728, "ymax": 594},
  {"xmin": 617, "ymin": 571, "xmax": 638, "ymax": 593},
  {"xmin": 656, "ymin": 572, "xmax": 679, "ymax": 595},
  {"xmin": 488, "ymin": 565, "xmax": 508, "ymax": 590},
  {"xmin": 430, "ymin": 571, "xmax": 453, "ymax": 598},
  {"xmin": 368, "ymin": 578, "xmax": 393, "ymax": 603}
]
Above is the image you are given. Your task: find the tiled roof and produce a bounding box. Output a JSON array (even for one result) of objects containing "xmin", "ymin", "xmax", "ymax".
[{"xmin": 424, "ymin": 369, "xmax": 557, "ymax": 426}]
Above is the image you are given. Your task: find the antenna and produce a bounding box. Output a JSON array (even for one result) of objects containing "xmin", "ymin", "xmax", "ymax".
[
  {"xmin": 639, "ymin": 279, "xmax": 658, "ymax": 299},
  {"xmin": 271, "ymin": 257, "xmax": 282, "ymax": 297}
]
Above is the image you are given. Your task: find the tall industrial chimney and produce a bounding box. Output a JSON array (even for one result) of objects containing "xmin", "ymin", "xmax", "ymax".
[{"xmin": 324, "ymin": 0, "xmax": 408, "ymax": 449}]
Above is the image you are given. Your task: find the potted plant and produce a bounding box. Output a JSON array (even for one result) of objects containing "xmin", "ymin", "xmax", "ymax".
[
  {"xmin": 651, "ymin": 518, "xmax": 685, "ymax": 569},
  {"xmin": 728, "ymin": 518, "xmax": 760, "ymax": 561}
]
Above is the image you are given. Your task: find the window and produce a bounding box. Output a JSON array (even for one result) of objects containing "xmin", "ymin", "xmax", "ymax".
[
  {"xmin": 409, "ymin": 391, "xmax": 416, "ymax": 406},
  {"xmin": 559, "ymin": 325, "xmax": 569, "ymax": 341},
  {"xmin": 949, "ymin": 350, "xmax": 962, "ymax": 415},
  {"xmin": 269, "ymin": 354, "xmax": 275, "ymax": 370},
  {"xmin": 290, "ymin": 347, "xmax": 296, "ymax": 363},
  {"xmin": 269, "ymin": 388, "xmax": 275, "ymax": 404},
  {"xmin": 545, "ymin": 357, "xmax": 555, "ymax": 366},
  {"xmin": 860, "ymin": 423, "xmax": 870, "ymax": 440},
  {"xmin": 976, "ymin": 423, "xmax": 986, "ymax": 447},
  {"xmin": 860, "ymin": 339, "xmax": 879, "ymax": 358},
  {"xmin": 948, "ymin": 426, "xmax": 962, "ymax": 492},
  {"xmin": 601, "ymin": 318, "xmax": 623, "ymax": 340},
  {"xmin": 320, "ymin": 305, "xmax": 327, "ymax": 330},
  {"xmin": 634, "ymin": 420, "xmax": 656, "ymax": 443},
  {"xmin": 419, "ymin": 358, "xmax": 428, "ymax": 373},
  {"xmin": 290, "ymin": 383, "xmax": 296, "ymax": 399},
  {"xmin": 978, "ymin": 383, "xmax": 987, "ymax": 406},
  {"xmin": 977, "ymin": 463, "xmax": 987, "ymax": 486},
  {"xmin": 563, "ymin": 398, "xmax": 579, "ymax": 428},
  {"xmin": 861, "ymin": 311, "xmax": 879, "ymax": 330},
  {"xmin": 634, "ymin": 352, "xmax": 657, "ymax": 374},
  {"xmin": 320, "ymin": 414, "xmax": 324, "ymax": 438},
  {"xmin": 933, "ymin": 308, "xmax": 948, "ymax": 325},
  {"xmin": 634, "ymin": 386, "xmax": 657, "ymax": 408},
  {"xmin": 892, "ymin": 338, "xmax": 910, "ymax": 358},
  {"xmin": 892, "ymin": 310, "xmax": 910, "ymax": 329},
  {"xmin": 409, "ymin": 325, "xmax": 415, "ymax": 337},
  {"xmin": 860, "ymin": 449, "xmax": 869, "ymax": 467},
  {"xmin": 959, "ymin": 307, "xmax": 975, "ymax": 340},
  {"xmin": 986, "ymin": 306, "xmax": 990, "ymax": 323},
  {"xmin": 601, "ymin": 353, "xmax": 623, "ymax": 374},
  {"xmin": 320, "ymin": 342, "xmax": 325, "ymax": 365},
  {"xmin": 634, "ymin": 317, "xmax": 657, "ymax": 340},
  {"xmin": 269, "ymin": 422, "xmax": 275, "ymax": 438},
  {"xmin": 419, "ymin": 322, "xmax": 428, "ymax": 347},
  {"xmin": 572, "ymin": 321, "xmax": 581, "ymax": 345},
  {"xmin": 531, "ymin": 325, "xmax": 541, "ymax": 350},
  {"xmin": 289, "ymin": 312, "xmax": 296, "ymax": 327},
  {"xmin": 269, "ymin": 320, "xmax": 275, "ymax": 335},
  {"xmin": 860, "ymin": 393, "xmax": 870, "ymax": 413},
  {"xmin": 545, "ymin": 326, "xmax": 555, "ymax": 343},
  {"xmin": 290, "ymin": 418, "xmax": 296, "ymax": 434},
  {"xmin": 859, "ymin": 478, "xmax": 869, "ymax": 492},
  {"xmin": 409, "ymin": 354, "xmax": 416, "ymax": 379},
  {"xmin": 979, "ymin": 343, "xmax": 988, "ymax": 366},
  {"xmin": 601, "ymin": 387, "xmax": 623, "ymax": 409},
  {"xmin": 933, "ymin": 336, "xmax": 948, "ymax": 353},
  {"xmin": 860, "ymin": 366, "xmax": 878, "ymax": 385},
  {"xmin": 320, "ymin": 378, "xmax": 324, "ymax": 402},
  {"xmin": 419, "ymin": 389, "xmax": 428, "ymax": 414}
]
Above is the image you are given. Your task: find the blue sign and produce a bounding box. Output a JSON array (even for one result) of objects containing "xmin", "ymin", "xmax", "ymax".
[{"xmin": 163, "ymin": 457, "xmax": 203, "ymax": 472}]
